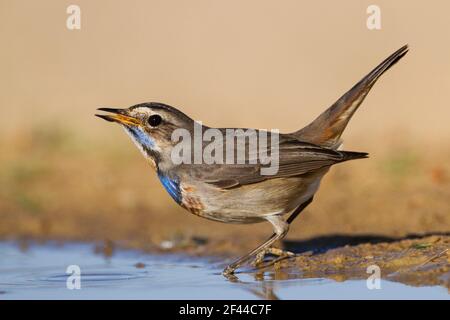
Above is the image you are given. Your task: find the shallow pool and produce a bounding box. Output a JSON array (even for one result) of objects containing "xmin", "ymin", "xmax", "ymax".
[{"xmin": 0, "ymin": 242, "xmax": 447, "ymax": 299}]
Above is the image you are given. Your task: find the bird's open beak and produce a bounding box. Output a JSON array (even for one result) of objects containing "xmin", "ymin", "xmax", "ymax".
[{"xmin": 95, "ymin": 108, "xmax": 140, "ymax": 126}]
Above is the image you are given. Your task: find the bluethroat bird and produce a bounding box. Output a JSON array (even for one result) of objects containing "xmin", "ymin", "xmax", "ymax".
[{"xmin": 96, "ymin": 45, "xmax": 408, "ymax": 276}]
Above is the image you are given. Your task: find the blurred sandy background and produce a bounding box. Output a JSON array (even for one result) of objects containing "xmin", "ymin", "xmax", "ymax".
[{"xmin": 0, "ymin": 1, "xmax": 449, "ymax": 252}]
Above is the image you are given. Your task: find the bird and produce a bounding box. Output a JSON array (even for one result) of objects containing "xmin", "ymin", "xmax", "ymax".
[{"xmin": 96, "ymin": 45, "xmax": 408, "ymax": 276}]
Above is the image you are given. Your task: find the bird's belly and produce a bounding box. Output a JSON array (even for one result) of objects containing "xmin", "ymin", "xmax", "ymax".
[{"xmin": 180, "ymin": 174, "xmax": 325, "ymax": 224}]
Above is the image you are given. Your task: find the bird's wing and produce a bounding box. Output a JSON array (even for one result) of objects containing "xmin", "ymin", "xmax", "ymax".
[{"xmin": 182, "ymin": 134, "xmax": 367, "ymax": 189}]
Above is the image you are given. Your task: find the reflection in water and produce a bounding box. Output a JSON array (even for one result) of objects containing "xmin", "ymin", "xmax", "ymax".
[
  {"xmin": 223, "ymin": 270, "xmax": 280, "ymax": 300},
  {"xmin": 244, "ymin": 281, "xmax": 280, "ymax": 300},
  {"xmin": 223, "ymin": 255, "xmax": 317, "ymax": 300},
  {"xmin": 0, "ymin": 242, "xmax": 447, "ymax": 300},
  {"xmin": 248, "ymin": 279, "xmax": 282, "ymax": 300}
]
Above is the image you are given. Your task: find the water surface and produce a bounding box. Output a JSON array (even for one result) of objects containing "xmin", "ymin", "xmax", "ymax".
[{"xmin": 0, "ymin": 242, "xmax": 447, "ymax": 299}]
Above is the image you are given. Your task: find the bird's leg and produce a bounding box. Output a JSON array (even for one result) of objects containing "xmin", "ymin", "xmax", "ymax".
[
  {"xmin": 223, "ymin": 216, "xmax": 289, "ymax": 276},
  {"xmin": 251, "ymin": 197, "xmax": 314, "ymax": 267},
  {"xmin": 223, "ymin": 198, "xmax": 315, "ymax": 276},
  {"xmin": 286, "ymin": 196, "xmax": 314, "ymax": 225}
]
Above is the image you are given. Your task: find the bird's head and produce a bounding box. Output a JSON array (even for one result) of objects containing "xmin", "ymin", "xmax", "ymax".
[{"xmin": 96, "ymin": 102, "xmax": 195, "ymax": 169}]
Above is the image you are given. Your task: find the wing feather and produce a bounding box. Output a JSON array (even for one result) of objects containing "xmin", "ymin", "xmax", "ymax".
[{"xmin": 179, "ymin": 133, "xmax": 366, "ymax": 189}]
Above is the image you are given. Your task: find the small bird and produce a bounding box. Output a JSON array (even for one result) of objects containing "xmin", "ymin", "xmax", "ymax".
[{"xmin": 96, "ymin": 45, "xmax": 408, "ymax": 276}]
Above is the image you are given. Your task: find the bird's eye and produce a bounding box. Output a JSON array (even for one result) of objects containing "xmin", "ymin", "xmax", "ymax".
[{"xmin": 148, "ymin": 114, "xmax": 162, "ymax": 127}]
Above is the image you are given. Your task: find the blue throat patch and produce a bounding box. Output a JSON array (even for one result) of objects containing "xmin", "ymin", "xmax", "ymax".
[
  {"xmin": 129, "ymin": 127, "xmax": 154, "ymax": 149},
  {"xmin": 158, "ymin": 173, "xmax": 182, "ymax": 204}
]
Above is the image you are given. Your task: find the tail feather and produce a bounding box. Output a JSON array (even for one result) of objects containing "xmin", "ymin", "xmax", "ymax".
[
  {"xmin": 294, "ymin": 45, "xmax": 409, "ymax": 149},
  {"xmin": 339, "ymin": 150, "xmax": 369, "ymax": 162}
]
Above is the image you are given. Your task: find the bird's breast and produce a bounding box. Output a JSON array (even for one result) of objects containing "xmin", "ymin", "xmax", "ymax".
[
  {"xmin": 179, "ymin": 184, "xmax": 207, "ymax": 217},
  {"xmin": 158, "ymin": 173, "xmax": 208, "ymax": 216}
]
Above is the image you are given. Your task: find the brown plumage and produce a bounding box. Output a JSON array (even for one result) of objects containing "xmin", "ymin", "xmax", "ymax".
[{"xmin": 96, "ymin": 45, "xmax": 408, "ymax": 276}]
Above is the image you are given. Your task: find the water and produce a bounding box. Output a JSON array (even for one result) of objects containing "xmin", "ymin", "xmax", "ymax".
[{"xmin": 0, "ymin": 242, "xmax": 447, "ymax": 299}]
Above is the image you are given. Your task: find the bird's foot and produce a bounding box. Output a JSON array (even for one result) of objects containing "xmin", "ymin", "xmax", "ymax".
[
  {"xmin": 223, "ymin": 265, "xmax": 235, "ymax": 276},
  {"xmin": 251, "ymin": 247, "xmax": 295, "ymax": 267}
]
